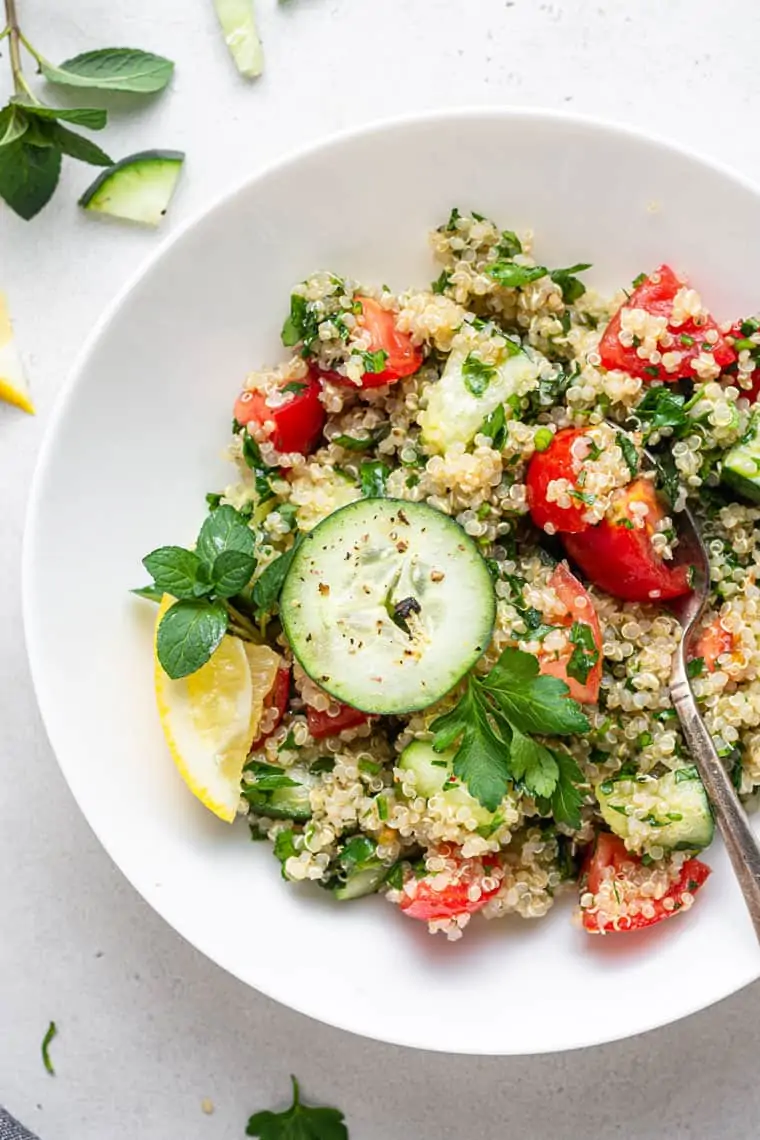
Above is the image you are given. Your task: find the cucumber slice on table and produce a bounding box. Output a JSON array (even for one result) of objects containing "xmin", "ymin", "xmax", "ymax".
[
  {"xmin": 721, "ymin": 412, "xmax": 760, "ymax": 503},
  {"xmin": 398, "ymin": 740, "xmax": 494, "ymax": 826},
  {"xmin": 79, "ymin": 150, "xmax": 185, "ymax": 227},
  {"xmin": 596, "ymin": 767, "xmax": 714, "ymax": 852},
  {"xmin": 213, "ymin": 0, "xmax": 264, "ymax": 78},
  {"xmin": 280, "ymin": 498, "xmax": 496, "ymax": 715}
]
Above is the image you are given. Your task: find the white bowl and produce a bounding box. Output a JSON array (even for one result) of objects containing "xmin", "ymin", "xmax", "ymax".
[{"xmin": 24, "ymin": 109, "xmax": 760, "ymax": 1055}]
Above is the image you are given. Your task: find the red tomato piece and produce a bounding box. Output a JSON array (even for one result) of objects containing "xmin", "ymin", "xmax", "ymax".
[
  {"xmin": 727, "ymin": 321, "xmax": 760, "ymax": 403},
  {"xmin": 581, "ymin": 832, "xmax": 710, "ymax": 934},
  {"xmin": 325, "ymin": 296, "xmax": 423, "ymax": 389},
  {"xmin": 562, "ymin": 477, "xmax": 692, "ymax": 602},
  {"xmin": 306, "ymin": 701, "xmax": 371, "ymax": 740},
  {"xmin": 598, "ymin": 264, "xmax": 736, "ymax": 383},
  {"xmin": 526, "ymin": 427, "xmax": 595, "ymax": 535},
  {"xmin": 537, "ymin": 563, "xmax": 603, "ymax": 704},
  {"xmin": 398, "ymin": 856, "xmax": 501, "ymax": 922},
  {"xmin": 252, "ymin": 666, "xmax": 291, "ymax": 745},
  {"xmin": 690, "ymin": 615, "xmax": 737, "ymax": 674},
  {"xmin": 234, "ymin": 373, "xmax": 326, "ymax": 455}
]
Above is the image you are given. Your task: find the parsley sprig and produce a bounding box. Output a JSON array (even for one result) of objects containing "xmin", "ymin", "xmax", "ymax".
[
  {"xmin": 246, "ymin": 1075, "xmax": 348, "ymax": 1140},
  {"xmin": 430, "ymin": 647, "xmax": 588, "ymax": 826}
]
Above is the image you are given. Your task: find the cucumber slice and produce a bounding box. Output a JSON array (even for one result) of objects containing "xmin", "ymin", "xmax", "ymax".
[
  {"xmin": 722, "ymin": 412, "xmax": 760, "ymax": 503},
  {"xmin": 418, "ymin": 334, "xmax": 537, "ymax": 453},
  {"xmin": 242, "ymin": 763, "xmax": 313, "ymax": 821},
  {"xmin": 398, "ymin": 740, "xmax": 493, "ymax": 825},
  {"xmin": 213, "ymin": 0, "xmax": 264, "ymax": 78},
  {"xmin": 280, "ymin": 498, "xmax": 496, "ymax": 715},
  {"xmin": 596, "ymin": 767, "xmax": 714, "ymax": 852},
  {"xmin": 333, "ymin": 835, "xmax": 392, "ymax": 900},
  {"xmin": 79, "ymin": 150, "xmax": 184, "ymax": 227}
]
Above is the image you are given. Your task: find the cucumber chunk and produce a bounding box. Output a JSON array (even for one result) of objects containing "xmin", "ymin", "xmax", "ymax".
[
  {"xmin": 596, "ymin": 766, "xmax": 714, "ymax": 852},
  {"xmin": 280, "ymin": 498, "xmax": 496, "ymax": 715},
  {"xmin": 333, "ymin": 835, "xmax": 393, "ymax": 900},
  {"xmin": 398, "ymin": 740, "xmax": 493, "ymax": 826},
  {"xmin": 722, "ymin": 412, "xmax": 760, "ymax": 503},
  {"xmin": 79, "ymin": 150, "xmax": 184, "ymax": 227},
  {"xmin": 417, "ymin": 332, "xmax": 538, "ymax": 453},
  {"xmin": 213, "ymin": 0, "xmax": 264, "ymax": 78},
  {"xmin": 242, "ymin": 762, "xmax": 313, "ymax": 821}
]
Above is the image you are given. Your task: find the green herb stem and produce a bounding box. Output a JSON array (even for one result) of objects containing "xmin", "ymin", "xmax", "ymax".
[
  {"xmin": 225, "ymin": 601, "xmax": 260, "ymax": 641},
  {"xmin": 4, "ymin": 0, "xmax": 28, "ymax": 97}
]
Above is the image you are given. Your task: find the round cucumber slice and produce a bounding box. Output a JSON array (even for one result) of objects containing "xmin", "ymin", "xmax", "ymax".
[{"xmin": 280, "ymin": 498, "xmax": 496, "ymax": 715}]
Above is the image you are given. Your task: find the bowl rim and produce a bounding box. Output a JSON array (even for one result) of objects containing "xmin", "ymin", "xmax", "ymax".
[{"xmin": 22, "ymin": 105, "xmax": 760, "ymax": 1055}]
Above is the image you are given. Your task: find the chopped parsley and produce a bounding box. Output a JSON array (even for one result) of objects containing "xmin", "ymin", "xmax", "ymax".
[
  {"xmin": 241, "ymin": 433, "xmax": 277, "ymax": 503},
  {"xmin": 359, "ymin": 460, "xmax": 390, "ymax": 498},
  {"xmin": 632, "ymin": 272, "xmax": 648, "ymax": 288},
  {"xmin": 333, "ymin": 423, "xmax": 390, "ymax": 451},
  {"xmin": 680, "ymin": 333, "xmax": 695, "ymax": 347},
  {"xmin": 246, "ymin": 1076, "xmax": 348, "ymax": 1140},
  {"xmin": 644, "ymin": 365, "xmax": 660, "ymax": 379},
  {"xmin": 550, "ymin": 263, "xmax": 592, "ymax": 304},
  {"xmin": 462, "ymin": 352, "xmax": 497, "ymax": 396},
  {"xmin": 687, "ymin": 657, "xmax": 705, "ymax": 679},
  {"xmin": 616, "ymin": 432, "xmax": 639, "ymax": 476},
  {"xmin": 361, "ymin": 349, "xmax": 389, "ymax": 374},
  {"xmin": 497, "ymin": 229, "xmax": 523, "ymax": 258},
  {"xmin": 41, "ymin": 1021, "xmax": 57, "ymax": 1076},
  {"xmin": 205, "ymin": 492, "xmax": 223, "ymax": 511},
  {"xmin": 282, "ymin": 381, "xmax": 308, "ymax": 395},
  {"xmin": 479, "ymin": 403, "xmax": 507, "ymax": 449},
  {"xmin": 486, "ymin": 262, "xmax": 548, "ymax": 289},
  {"xmin": 432, "ymin": 270, "xmax": 451, "ymax": 294},
  {"xmin": 634, "ymin": 386, "xmax": 688, "ymax": 433},
  {"xmin": 566, "ymin": 622, "xmax": 600, "ymax": 686}
]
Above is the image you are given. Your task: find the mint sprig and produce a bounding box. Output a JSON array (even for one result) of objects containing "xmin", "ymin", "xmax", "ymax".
[
  {"xmin": 0, "ymin": 5, "xmax": 174, "ymax": 220},
  {"xmin": 431, "ymin": 647, "xmax": 589, "ymax": 823}
]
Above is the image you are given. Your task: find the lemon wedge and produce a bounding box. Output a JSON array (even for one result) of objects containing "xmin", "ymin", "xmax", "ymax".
[
  {"xmin": 153, "ymin": 595, "xmax": 280, "ymax": 822},
  {"xmin": 0, "ymin": 293, "xmax": 34, "ymax": 415}
]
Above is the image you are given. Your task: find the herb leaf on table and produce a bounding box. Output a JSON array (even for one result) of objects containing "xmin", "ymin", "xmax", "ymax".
[{"xmin": 245, "ymin": 1076, "xmax": 348, "ymax": 1140}]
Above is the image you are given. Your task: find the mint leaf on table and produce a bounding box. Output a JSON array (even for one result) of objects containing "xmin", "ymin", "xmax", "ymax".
[
  {"xmin": 20, "ymin": 103, "xmax": 108, "ymax": 129},
  {"xmin": 155, "ymin": 598, "xmax": 228, "ymax": 679},
  {"xmin": 41, "ymin": 48, "xmax": 174, "ymax": 94},
  {"xmin": 39, "ymin": 122, "xmax": 112, "ymax": 166},
  {"xmin": 212, "ymin": 549, "xmax": 256, "ymax": 597},
  {"xmin": 143, "ymin": 546, "xmax": 204, "ymax": 599},
  {"xmin": 0, "ymin": 138, "xmax": 61, "ymax": 219},
  {"xmin": 245, "ymin": 1075, "xmax": 348, "ymax": 1140},
  {"xmin": 196, "ymin": 505, "xmax": 256, "ymax": 565},
  {"xmin": 0, "ymin": 104, "xmax": 29, "ymax": 146}
]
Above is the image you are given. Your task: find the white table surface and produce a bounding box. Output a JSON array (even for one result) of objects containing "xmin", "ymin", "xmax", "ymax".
[{"xmin": 4, "ymin": 0, "xmax": 760, "ymax": 1136}]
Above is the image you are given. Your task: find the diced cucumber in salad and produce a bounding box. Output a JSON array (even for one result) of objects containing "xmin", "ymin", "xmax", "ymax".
[{"xmin": 137, "ymin": 208, "xmax": 760, "ymax": 941}]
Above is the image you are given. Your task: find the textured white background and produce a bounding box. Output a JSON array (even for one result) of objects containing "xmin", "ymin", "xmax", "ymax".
[{"xmin": 3, "ymin": 1, "xmax": 760, "ymax": 1136}]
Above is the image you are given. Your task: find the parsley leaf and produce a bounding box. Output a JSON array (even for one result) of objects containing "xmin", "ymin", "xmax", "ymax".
[
  {"xmin": 550, "ymin": 263, "xmax": 592, "ymax": 304},
  {"xmin": 360, "ymin": 460, "xmax": 390, "ymax": 497},
  {"xmin": 431, "ymin": 682, "xmax": 512, "ymax": 812},
  {"xmin": 481, "ymin": 648, "xmax": 590, "ymax": 736},
  {"xmin": 687, "ymin": 657, "xmax": 705, "ymax": 679},
  {"xmin": 282, "ymin": 293, "xmax": 319, "ymax": 350},
  {"xmin": 462, "ymin": 352, "xmax": 497, "ymax": 396},
  {"xmin": 634, "ymin": 387, "xmax": 688, "ymax": 433},
  {"xmin": 616, "ymin": 432, "xmax": 639, "ymax": 476},
  {"xmin": 550, "ymin": 749, "xmax": 586, "ymax": 829},
  {"xmin": 486, "ymin": 262, "xmax": 548, "ymax": 289},
  {"xmin": 497, "ymin": 229, "xmax": 523, "ymax": 258},
  {"xmin": 566, "ymin": 621, "xmax": 600, "ymax": 686},
  {"xmin": 282, "ymin": 381, "xmax": 308, "ymax": 395},
  {"xmin": 332, "ymin": 423, "xmax": 390, "ymax": 451},
  {"xmin": 510, "ymin": 729, "xmax": 559, "ymax": 798},
  {"xmin": 361, "ymin": 349, "xmax": 389, "ymax": 374},
  {"xmin": 246, "ymin": 1075, "xmax": 348, "ymax": 1140},
  {"xmin": 479, "ymin": 403, "xmax": 507, "ymax": 449}
]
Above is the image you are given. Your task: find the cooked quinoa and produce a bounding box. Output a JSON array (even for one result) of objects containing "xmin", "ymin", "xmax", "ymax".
[{"xmin": 160, "ymin": 209, "xmax": 760, "ymax": 941}]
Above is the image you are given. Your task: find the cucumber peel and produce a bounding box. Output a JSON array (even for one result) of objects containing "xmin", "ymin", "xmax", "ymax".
[{"xmin": 79, "ymin": 150, "xmax": 184, "ymax": 227}]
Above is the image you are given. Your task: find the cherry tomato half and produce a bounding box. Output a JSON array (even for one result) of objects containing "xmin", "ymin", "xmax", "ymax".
[
  {"xmin": 599, "ymin": 264, "xmax": 735, "ymax": 383},
  {"xmin": 234, "ymin": 373, "xmax": 326, "ymax": 455},
  {"xmin": 562, "ymin": 477, "xmax": 692, "ymax": 602},
  {"xmin": 537, "ymin": 563, "xmax": 603, "ymax": 704},
  {"xmin": 326, "ymin": 296, "xmax": 423, "ymax": 389},
  {"xmin": 306, "ymin": 702, "xmax": 371, "ymax": 740},
  {"xmin": 252, "ymin": 666, "xmax": 291, "ymax": 746},
  {"xmin": 398, "ymin": 856, "xmax": 501, "ymax": 922},
  {"xmin": 581, "ymin": 832, "xmax": 710, "ymax": 934},
  {"xmin": 526, "ymin": 428, "xmax": 594, "ymax": 535}
]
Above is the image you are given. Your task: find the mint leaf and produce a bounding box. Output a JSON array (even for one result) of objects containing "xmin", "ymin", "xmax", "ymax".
[
  {"xmin": 211, "ymin": 550, "xmax": 256, "ymax": 597},
  {"xmin": 156, "ymin": 599, "xmax": 227, "ymax": 679},
  {"xmin": 196, "ymin": 505, "xmax": 255, "ymax": 567},
  {"xmin": 550, "ymin": 748, "xmax": 585, "ymax": 829},
  {"xmin": 42, "ymin": 48, "xmax": 174, "ymax": 94},
  {"xmin": 21, "ymin": 103, "xmax": 108, "ymax": 129},
  {"xmin": 462, "ymin": 352, "xmax": 497, "ymax": 397},
  {"xmin": 36, "ymin": 121, "xmax": 112, "ymax": 166},
  {"xmin": 143, "ymin": 546, "xmax": 203, "ymax": 598},
  {"xmin": 0, "ymin": 104, "xmax": 29, "ymax": 146},
  {"xmin": 252, "ymin": 539, "xmax": 301, "ymax": 618},
  {"xmin": 359, "ymin": 460, "xmax": 389, "ymax": 498},
  {"xmin": 481, "ymin": 647, "xmax": 589, "ymax": 735},
  {"xmin": 246, "ymin": 1076, "xmax": 348, "ymax": 1140},
  {"xmin": 486, "ymin": 262, "xmax": 548, "ymax": 289},
  {"xmin": 131, "ymin": 584, "xmax": 164, "ymax": 602},
  {"xmin": 0, "ymin": 138, "xmax": 61, "ymax": 219},
  {"xmin": 431, "ymin": 682, "xmax": 512, "ymax": 812},
  {"xmin": 509, "ymin": 729, "xmax": 559, "ymax": 798}
]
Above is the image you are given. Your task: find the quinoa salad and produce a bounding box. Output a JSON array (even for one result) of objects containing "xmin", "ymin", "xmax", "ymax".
[{"xmin": 138, "ymin": 209, "xmax": 760, "ymax": 941}]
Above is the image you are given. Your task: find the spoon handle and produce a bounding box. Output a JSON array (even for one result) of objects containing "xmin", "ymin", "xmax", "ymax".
[{"xmin": 671, "ymin": 667, "xmax": 760, "ymax": 941}]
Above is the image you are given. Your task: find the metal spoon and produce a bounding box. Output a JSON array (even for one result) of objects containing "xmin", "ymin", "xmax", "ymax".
[{"xmin": 668, "ymin": 499, "xmax": 760, "ymax": 940}]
